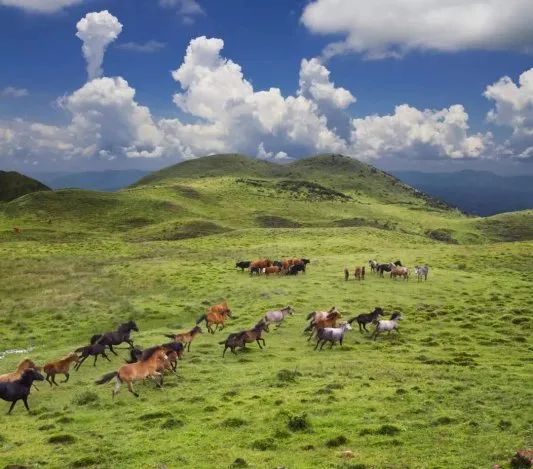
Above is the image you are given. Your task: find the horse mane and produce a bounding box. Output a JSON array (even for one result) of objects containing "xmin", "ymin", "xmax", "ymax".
[
  {"xmin": 118, "ymin": 320, "xmax": 136, "ymax": 332},
  {"xmin": 140, "ymin": 346, "xmax": 164, "ymax": 361},
  {"xmin": 17, "ymin": 358, "xmax": 34, "ymax": 370}
]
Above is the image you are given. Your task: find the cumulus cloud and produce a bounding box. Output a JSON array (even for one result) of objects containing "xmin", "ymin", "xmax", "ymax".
[
  {"xmin": 76, "ymin": 10, "xmax": 123, "ymax": 80},
  {"xmin": 484, "ymin": 68, "xmax": 533, "ymax": 158},
  {"xmin": 0, "ymin": 0, "xmax": 82, "ymax": 13},
  {"xmin": 116, "ymin": 40, "xmax": 166, "ymax": 53},
  {"xmin": 159, "ymin": 0, "xmax": 204, "ymax": 24},
  {"xmin": 301, "ymin": 0, "xmax": 533, "ymax": 59},
  {"xmin": 1, "ymin": 86, "xmax": 28, "ymax": 98},
  {"xmin": 350, "ymin": 104, "xmax": 491, "ymax": 160}
]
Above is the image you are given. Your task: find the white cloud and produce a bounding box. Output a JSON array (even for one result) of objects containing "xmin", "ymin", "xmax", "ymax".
[
  {"xmin": 301, "ymin": 0, "xmax": 533, "ymax": 59},
  {"xmin": 1, "ymin": 86, "xmax": 28, "ymax": 98},
  {"xmin": 116, "ymin": 40, "xmax": 166, "ymax": 53},
  {"xmin": 0, "ymin": 0, "xmax": 82, "ymax": 13},
  {"xmin": 484, "ymin": 68, "xmax": 533, "ymax": 158},
  {"xmin": 159, "ymin": 0, "xmax": 204, "ymax": 23},
  {"xmin": 350, "ymin": 104, "xmax": 491, "ymax": 160},
  {"xmin": 76, "ymin": 10, "xmax": 123, "ymax": 80}
]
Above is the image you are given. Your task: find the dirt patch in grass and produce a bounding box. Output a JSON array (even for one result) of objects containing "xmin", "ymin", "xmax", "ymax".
[{"xmin": 48, "ymin": 434, "xmax": 76, "ymax": 445}]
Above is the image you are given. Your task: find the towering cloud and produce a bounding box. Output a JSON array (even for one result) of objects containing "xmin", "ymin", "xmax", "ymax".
[{"xmin": 76, "ymin": 10, "xmax": 123, "ymax": 80}]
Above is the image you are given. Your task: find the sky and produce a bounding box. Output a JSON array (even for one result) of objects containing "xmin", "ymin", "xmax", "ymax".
[{"xmin": 0, "ymin": 0, "xmax": 532, "ymax": 175}]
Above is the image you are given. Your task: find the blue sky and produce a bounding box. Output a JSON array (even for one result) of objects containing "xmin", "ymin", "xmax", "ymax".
[{"xmin": 0, "ymin": 0, "xmax": 532, "ymax": 174}]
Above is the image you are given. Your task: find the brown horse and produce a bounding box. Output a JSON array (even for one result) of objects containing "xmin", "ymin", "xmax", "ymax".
[
  {"xmin": 390, "ymin": 264, "xmax": 409, "ymax": 280},
  {"xmin": 0, "ymin": 358, "xmax": 40, "ymax": 381},
  {"xmin": 13, "ymin": 227, "xmax": 22, "ymax": 234},
  {"xmin": 307, "ymin": 310, "xmax": 342, "ymax": 341},
  {"xmin": 196, "ymin": 302, "xmax": 232, "ymax": 333},
  {"xmin": 250, "ymin": 259, "xmax": 272, "ymax": 272},
  {"xmin": 43, "ymin": 352, "xmax": 79, "ymax": 386},
  {"xmin": 96, "ymin": 346, "xmax": 169, "ymax": 398},
  {"xmin": 265, "ymin": 266, "xmax": 281, "ymax": 275},
  {"xmin": 219, "ymin": 320, "xmax": 270, "ymax": 357},
  {"xmin": 164, "ymin": 325, "xmax": 202, "ymax": 351},
  {"xmin": 355, "ymin": 266, "xmax": 365, "ymax": 280}
]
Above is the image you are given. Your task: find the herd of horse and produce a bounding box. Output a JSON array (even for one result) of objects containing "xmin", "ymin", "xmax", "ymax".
[
  {"xmin": 236, "ymin": 258, "xmax": 310, "ymax": 276},
  {"xmin": 0, "ymin": 254, "xmax": 421, "ymax": 413}
]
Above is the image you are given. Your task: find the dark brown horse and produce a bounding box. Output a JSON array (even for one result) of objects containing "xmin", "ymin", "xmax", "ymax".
[
  {"xmin": 219, "ymin": 320, "xmax": 270, "ymax": 357},
  {"xmin": 90, "ymin": 320, "xmax": 139, "ymax": 355},
  {"xmin": 0, "ymin": 368, "xmax": 44, "ymax": 414},
  {"xmin": 348, "ymin": 307, "xmax": 384, "ymax": 332},
  {"xmin": 74, "ymin": 343, "xmax": 111, "ymax": 370}
]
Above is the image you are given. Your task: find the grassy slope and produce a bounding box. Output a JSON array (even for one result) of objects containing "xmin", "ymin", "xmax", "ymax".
[
  {"xmin": 0, "ymin": 170, "xmax": 50, "ymax": 202},
  {"xmin": 0, "ymin": 154, "xmax": 532, "ymax": 468}
]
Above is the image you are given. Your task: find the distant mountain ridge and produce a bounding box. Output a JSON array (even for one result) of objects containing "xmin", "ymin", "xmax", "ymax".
[
  {"xmin": 393, "ymin": 170, "xmax": 533, "ymax": 216},
  {"xmin": 0, "ymin": 170, "xmax": 50, "ymax": 202}
]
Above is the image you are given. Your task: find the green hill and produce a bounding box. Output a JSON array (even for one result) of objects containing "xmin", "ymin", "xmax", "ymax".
[{"xmin": 0, "ymin": 170, "xmax": 50, "ymax": 202}]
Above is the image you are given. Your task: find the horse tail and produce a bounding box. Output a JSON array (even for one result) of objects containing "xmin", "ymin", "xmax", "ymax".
[
  {"xmin": 74, "ymin": 346, "xmax": 87, "ymax": 353},
  {"xmin": 196, "ymin": 314, "xmax": 207, "ymax": 325},
  {"xmin": 164, "ymin": 334, "xmax": 176, "ymax": 339},
  {"xmin": 305, "ymin": 311, "xmax": 315, "ymax": 320},
  {"xmin": 95, "ymin": 371, "xmax": 118, "ymax": 385},
  {"xmin": 347, "ymin": 317, "xmax": 357, "ymax": 324},
  {"xmin": 90, "ymin": 334, "xmax": 102, "ymax": 345},
  {"xmin": 218, "ymin": 340, "xmax": 226, "ymax": 345},
  {"xmin": 304, "ymin": 321, "xmax": 315, "ymax": 333}
]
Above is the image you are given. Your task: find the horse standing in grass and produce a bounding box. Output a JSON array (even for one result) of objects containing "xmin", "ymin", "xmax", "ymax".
[
  {"xmin": 264, "ymin": 266, "xmax": 281, "ymax": 275},
  {"xmin": 368, "ymin": 260, "xmax": 379, "ymax": 273},
  {"xmin": 344, "ymin": 268, "xmax": 349, "ymax": 281},
  {"xmin": 0, "ymin": 368, "xmax": 44, "ymax": 414},
  {"xmin": 355, "ymin": 266, "xmax": 365, "ymax": 280},
  {"xmin": 372, "ymin": 312, "xmax": 402, "ymax": 340},
  {"xmin": 164, "ymin": 325, "xmax": 202, "ymax": 351},
  {"xmin": 314, "ymin": 322, "xmax": 352, "ymax": 350},
  {"xmin": 43, "ymin": 352, "xmax": 79, "ymax": 386},
  {"xmin": 96, "ymin": 346, "xmax": 169, "ymax": 398},
  {"xmin": 348, "ymin": 307, "xmax": 384, "ymax": 332},
  {"xmin": 235, "ymin": 261, "xmax": 251, "ymax": 271},
  {"xmin": 414, "ymin": 265, "xmax": 429, "ymax": 282},
  {"xmin": 263, "ymin": 306, "xmax": 294, "ymax": 328},
  {"xmin": 390, "ymin": 264, "xmax": 409, "ymax": 280},
  {"xmin": 90, "ymin": 320, "xmax": 139, "ymax": 355}
]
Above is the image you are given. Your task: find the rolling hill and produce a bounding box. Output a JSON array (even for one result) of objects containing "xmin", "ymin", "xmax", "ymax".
[{"xmin": 0, "ymin": 170, "xmax": 50, "ymax": 202}]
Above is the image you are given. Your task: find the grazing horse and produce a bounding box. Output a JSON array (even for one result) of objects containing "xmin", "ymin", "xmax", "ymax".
[
  {"xmin": 372, "ymin": 312, "xmax": 402, "ymax": 340},
  {"xmin": 219, "ymin": 320, "xmax": 270, "ymax": 357},
  {"xmin": 348, "ymin": 307, "xmax": 384, "ymax": 332},
  {"xmin": 390, "ymin": 264, "xmax": 409, "ymax": 280},
  {"xmin": 74, "ymin": 343, "xmax": 111, "ymax": 370},
  {"xmin": 306, "ymin": 310, "xmax": 343, "ymax": 341},
  {"xmin": 0, "ymin": 358, "xmax": 40, "ymax": 382},
  {"xmin": 354, "ymin": 266, "xmax": 365, "ymax": 280},
  {"xmin": 164, "ymin": 325, "xmax": 202, "ymax": 351},
  {"xmin": 90, "ymin": 320, "xmax": 139, "ymax": 355},
  {"xmin": 197, "ymin": 302, "xmax": 232, "ymax": 334},
  {"xmin": 264, "ymin": 266, "xmax": 281, "ymax": 275},
  {"xmin": 368, "ymin": 260, "xmax": 379, "ymax": 273},
  {"xmin": 250, "ymin": 259, "xmax": 272, "ymax": 274},
  {"xmin": 314, "ymin": 322, "xmax": 352, "ymax": 350},
  {"xmin": 96, "ymin": 346, "xmax": 169, "ymax": 398},
  {"xmin": 43, "ymin": 352, "xmax": 79, "ymax": 386},
  {"xmin": 0, "ymin": 368, "xmax": 44, "ymax": 414},
  {"xmin": 263, "ymin": 306, "xmax": 294, "ymax": 328},
  {"xmin": 414, "ymin": 265, "xmax": 429, "ymax": 282},
  {"xmin": 235, "ymin": 261, "xmax": 251, "ymax": 271}
]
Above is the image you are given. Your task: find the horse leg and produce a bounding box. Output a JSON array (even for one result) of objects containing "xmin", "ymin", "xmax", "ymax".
[
  {"xmin": 46, "ymin": 374, "xmax": 53, "ymax": 386},
  {"xmin": 231, "ymin": 346, "xmax": 237, "ymax": 355},
  {"xmin": 75, "ymin": 355, "xmax": 87, "ymax": 371},
  {"xmin": 256, "ymin": 339, "xmax": 263, "ymax": 349},
  {"xmin": 222, "ymin": 346, "xmax": 227, "ymax": 357},
  {"xmin": 187, "ymin": 342, "xmax": 191, "ymax": 352},
  {"xmin": 261, "ymin": 337, "xmax": 266, "ymax": 347},
  {"xmin": 63, "ymin": 373, "xmax": 70, "ymax": 383},
  {"xmin": 108, "ymin": 344, "xmax": 118, "ymax": 356},
  {"xmin": 93, "ymin": 355, "xmax": 98, "ymax": 366},
  {"xmin": 22, "ymin": 397, "xmax": 30, "ymax": 412},
  {"xmin": 127, "ymin": 381, "xmax": 139, "ymax": 397},
  {"xmin": 7, "ymin": 400, "xmax": 18, "ymax": 414},
  {"xmin": 319, "ymin": 340, "xmax": 327, "ymax": 351},
  {"xmin": 314, "ymin": 339, "xmax": 321, "ymax": 350},
  {"xmin": 52, "ymin": 375, "xmax": 59, "ymax": 386},
  {"xmin": 103, "ymin": 352, "xmax": 111, "ymax": 362},
  {"xmin": 112, "ymin": 378, "xmax": 121, "ymax": 399}
]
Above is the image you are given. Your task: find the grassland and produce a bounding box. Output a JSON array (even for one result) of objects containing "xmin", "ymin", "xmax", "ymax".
[{"xmin": 0, "ymin": 154, "xmax": 531, "ymax": 468}]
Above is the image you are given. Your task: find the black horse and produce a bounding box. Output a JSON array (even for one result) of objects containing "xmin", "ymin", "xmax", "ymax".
[
  {"xmin": 235, "ymin": 261, "xmax": 251, "ymax": 271},
  {"xmin": 348, "ymin": 307, "xmax": 384, "ymax": 332},
  {"xmin": 90, "ymin": 320, "xmax": 139, "ymax": 355},
  {"xmin": 376, "ymin": 260, "xmax": 402, "ymax": 277},
  {"xmin": 74, "ymin": 343, "xmax": 111, "ymax": 370},
  {"xmin": 288, "ymin": 263, "xmax": 306, "ymax": 275},
  {"xmin": 0, "ymin": 368, "xmax": 44, "ymax": 414}
]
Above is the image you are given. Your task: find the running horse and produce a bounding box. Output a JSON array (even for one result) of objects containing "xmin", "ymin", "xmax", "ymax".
[
  {"xmin": 196, "ymin": 301, "xmax": 232, "ymax": 334},
  {"xmin": 90, "ymin": 320, "xmax": 139, "ymax": 355}
]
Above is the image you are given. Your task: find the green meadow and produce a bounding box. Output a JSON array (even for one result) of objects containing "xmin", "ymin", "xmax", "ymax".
[{"xmin": 0, "ymin": 154, "xmax": 532, "ymax": 468}]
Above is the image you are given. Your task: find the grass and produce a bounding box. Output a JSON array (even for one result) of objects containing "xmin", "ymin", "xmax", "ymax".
[{"xmin": 0, "ymin": 154, "xmax": 531, "ymax": 468}]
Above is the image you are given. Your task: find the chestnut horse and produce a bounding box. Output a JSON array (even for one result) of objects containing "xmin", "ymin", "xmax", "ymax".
[
  {"xmin": 196, "ymin": 302, "xmax": 232, "ymax": 333},
  {"xmin": 250, "ymin": 259, "xmax": 272, "ymax": 274},
  {"xmin": 164, "ymin": 325, "xmax": 202, "ymax": 351},
  {"xmin": 43, "ymin": 352, "xmax": 79, "ymax": 386},
  {"xmin": 306, "ymin": 310, "xmax": 343, "ymax": 341},
  {"xmin": 96, "ymin": 346, "xmax": 169, "ymax": 398}
]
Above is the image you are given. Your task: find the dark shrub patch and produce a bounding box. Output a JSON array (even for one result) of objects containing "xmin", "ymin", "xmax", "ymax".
[
  {"xmin": 256, "ymin": 215, "xmax": 301, "ymax": 228},
  {"xmin": 277, "ymin": 369, "xmax": 302, "ymax": 382},
  {"xmin": 160, "ymin": 418, "xmax": 185, "ymax": 429},
  {"xmin": 325, "ymin": 435, "xmax": 348, "ymax": 447},
  {"xmin": 70, "ymin": 456, "xmax": 103, "ymax": 468},
  {"xmin": 38, "ymin": 424, "xmax": 55, "ymax": 431},
  {"xmin": 48, "ymin": 434, "xmax": 76, "ymax": 445},
  {"xmin": 204, "ymin": 405, "xmax": 218, "ymax": 412},
  {"xmin": 231, "ymin": 458, "xmax": 248, "ymax": 468},
  {"xmin": 426, "ymin": 229, "xmax": 458, "ymax": 244},
  {"xmin": 376, "ymin": 425, "xmax": 401, "ymax": 436},
  {"xmin": 287, "ymin": 413, "xmax": 311, "ymax": 432},
  {"xmin": 251, "ymin": 437, "xmax": 276, "ymax": 451},
  {"xmin": 222, "ymin": 418, "xmax": 247, "ymax": 428},
  {"xmin": 138, "ymin": 411, "xmax": 172, "ymax": 421},
  {"xmin": 498, "ymin": 420, "xmax": 512, "ymax": 430},
  {"xmin": 56, "ymin": 416, "xmax": 74, "ymax": 424},
  {"xmin": 432, "ymin": 416, "xmax": 454, "ymax": 426},
  {"xmin": 71, "ymin": 390, "xmax": 99, "ymax": 406}
]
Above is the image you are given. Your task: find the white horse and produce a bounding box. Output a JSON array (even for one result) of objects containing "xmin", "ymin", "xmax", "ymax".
[
  {"xmin": 263, "ymin": 306, "xmax": 294, "ymax": 328},
  {"xmin": 368, "ymin": 259, "xmax": 379, "ymax": 273},
  {"xmin": 315, "ymin": 322, "xmax": 352, "ymax": 350},
  {"xmin": 372, "ymin": 312, "xmax": 402, "ymax": 340},
  {"xmin": 414, "ymin": 265, "xmax": 429, "ymax": 282}
]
